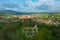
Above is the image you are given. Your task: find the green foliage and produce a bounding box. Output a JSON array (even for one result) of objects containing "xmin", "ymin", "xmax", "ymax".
[
  {"xmin": 0, "ymin": 13, "xmax": 60, "ymax": 40},
  {"xmin": 34, "ymin": 27, "xmax": 56, "ymax": 40}
]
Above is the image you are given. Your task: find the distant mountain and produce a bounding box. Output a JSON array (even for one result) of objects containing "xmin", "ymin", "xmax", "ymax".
[
  {"xmin": 0, "ymin": 10, "xmax": 59, "ymax": 16},
  {"xmin": 0, "ymin": 10, "xmax": 31, "ymax": 15}
]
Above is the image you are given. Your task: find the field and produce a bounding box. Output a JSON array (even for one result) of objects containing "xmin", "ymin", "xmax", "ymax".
[{"xmin": 0, "ymin": 13, "xmax": 60, "ymax": 40}]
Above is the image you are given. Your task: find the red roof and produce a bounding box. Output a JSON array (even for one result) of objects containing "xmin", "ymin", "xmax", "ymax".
[{"xmin": 19, "ymin": 15, "xmax": 35, "ymax": 19}]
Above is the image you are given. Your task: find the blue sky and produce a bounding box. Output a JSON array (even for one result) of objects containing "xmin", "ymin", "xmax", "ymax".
[{"xmin": 0, "ymin": 0, "xmax": 60, "ymax": 12}]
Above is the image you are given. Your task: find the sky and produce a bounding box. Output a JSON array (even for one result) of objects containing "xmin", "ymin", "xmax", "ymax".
[{"xmin": 0, "ymin": 0, "xmax": 60, "ymax": 12}]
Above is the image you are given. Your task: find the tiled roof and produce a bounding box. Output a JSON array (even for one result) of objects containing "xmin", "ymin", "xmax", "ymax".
[{"xmin": 19, "ymin": 15, "xmax": 35, "ymax": 19}]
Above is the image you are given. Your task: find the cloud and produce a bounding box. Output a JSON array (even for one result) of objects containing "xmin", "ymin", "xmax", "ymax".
[
  {"xmin": 5, "ymin": 7, "xmax": 19, "ymax": 11},
  {"xmin": 19, "ymin": 0, "xmax": 55, "ymax": 12},
  {"xmin": 51, "ymin": 2, "xmax": 60, "ymax": 12},
  {"xmin": 55, "ymin": 0, "xmax": 60, "ymax": 2},
  {"xmin": 0, "ymin": 0, "xmax": 60, "ymax": 12}
]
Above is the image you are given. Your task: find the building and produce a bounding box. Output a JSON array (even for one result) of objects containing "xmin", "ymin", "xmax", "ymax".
[
  {"xmin": 23, "ymin": 25, "xmax": 38, "ymax": 38},
  {"xmin": 18, "ymin": 15, "xmax": 37, "ymax": 22}
]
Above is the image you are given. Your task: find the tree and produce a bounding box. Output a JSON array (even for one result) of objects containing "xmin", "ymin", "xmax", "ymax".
[{"xmin": 33, "ymin": 27, "xmax": 57, "ymax": 40}]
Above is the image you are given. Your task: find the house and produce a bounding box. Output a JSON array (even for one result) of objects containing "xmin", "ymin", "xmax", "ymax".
[
  {"xmin": 0, "ymin": 19, "xmax": 4, "ymax": 23},
  {"xmin": 18, "ymin": 15, "xmax": 37, "ymax": 22},
  {"xmin": 23, "ymin": 25, "xmax": 38, "ymax": 38},
  {"xmin": 0, "ymin": 16, "xmax": 5, "ymax": 23}
]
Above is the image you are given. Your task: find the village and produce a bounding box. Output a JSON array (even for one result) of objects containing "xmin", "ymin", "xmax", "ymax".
[
  {"xmin": 0, "ymin": 14, "xmax": 60, "ymax": 40},
  {"xmin": 0, "ymin": 15, "xmax": 60, "ymax": 25}
]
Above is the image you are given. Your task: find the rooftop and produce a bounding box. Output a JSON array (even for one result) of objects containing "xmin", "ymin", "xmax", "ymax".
[{"xmin": 19, "ymin": 15, "xmax": 35, "ymax": 19}]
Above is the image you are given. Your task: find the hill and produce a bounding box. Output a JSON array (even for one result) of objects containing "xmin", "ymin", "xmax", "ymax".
[
  {"xmin": 0, "ymin": 10, "xmax": 31, "ymax": 15},
  {"xmin": 0, "ymin": 10, "xmax": 60, "ymax": 16}
]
